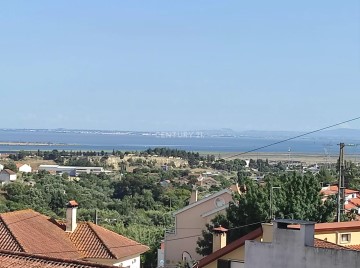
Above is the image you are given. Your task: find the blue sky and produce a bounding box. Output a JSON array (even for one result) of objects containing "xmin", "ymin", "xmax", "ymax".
[{"xmin": 0, "ymin": 1, "xmax": 359, "ymax": 131}]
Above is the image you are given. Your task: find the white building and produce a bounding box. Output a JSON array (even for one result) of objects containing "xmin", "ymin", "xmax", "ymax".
[
  {"xmin": 0, "ymin": 169, "xmax": 17, "ymax": 185},
  {"xmin": 0, "ymin": 164, "xmax": 4, "ymax": 171},
  {"xmin": 16, "ymin": 163, "xmax": 32, "ymax": 173},
  {"xmin": 38, "ymin": 165, "xmax": 104, "ymax": 176}
]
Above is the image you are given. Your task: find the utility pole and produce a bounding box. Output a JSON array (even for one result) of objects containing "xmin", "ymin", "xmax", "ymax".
[
  {"xmin": 94, "ymin": 209, "xmax": 98, "ymax": 225},
  {"xmin": 337, "ymin": 143, "xmax": 345, "ymax": 222}
]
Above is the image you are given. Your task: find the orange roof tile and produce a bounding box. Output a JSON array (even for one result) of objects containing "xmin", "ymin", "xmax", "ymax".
[
  {"xmin": 346, "ymin": 244, "xmax": 360, "ymax": 251},
  {"xmin": 345, "ymin": 203, "xmax": 358, "ymax": 210},
  {"xmin": 0, "ymin": 210, "xmax": 82, "ymax": 259},
  {"xmin": 350, "ymin": 198, "xmax": 360, "ymax": 206},
  {"xmin": 314, "ymin": 221, "xmax": 360, "ymax": 232},
  {"xmin": 0, "ymin": 249, "xmax": 115, "ymax": 268},
  {"xmin": 314, "ymin": 238, "xmax": 353, "ymax": 250},
  {"xmin": 0, "ymin": 209, "xmax": 149, "ymax": 263},
  {"xmin": 88, "ymin": 223, "xmax": 149, "ymax": 260},
  {"xmin": 321, "ymin": 185, "xmax": 359, "ymax": 196},
  {"xmin": 0, "ymin": 220, "xmax": 23, "ymax": 252}
]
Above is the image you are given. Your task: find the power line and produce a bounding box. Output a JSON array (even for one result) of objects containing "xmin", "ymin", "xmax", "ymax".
[{"xmin": 223, "ymin": 116, "xmax": 360, "ymax": 160}]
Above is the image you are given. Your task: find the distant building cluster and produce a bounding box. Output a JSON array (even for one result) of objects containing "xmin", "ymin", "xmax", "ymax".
[{"xmin": 38, "ymin": 164, "xmax": 105, "ymax": 176}]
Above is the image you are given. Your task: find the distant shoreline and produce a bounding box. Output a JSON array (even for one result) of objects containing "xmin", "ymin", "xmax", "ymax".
[{"xmin": 0, "ymin": 142, "xmax": 70, "ymax": 146}]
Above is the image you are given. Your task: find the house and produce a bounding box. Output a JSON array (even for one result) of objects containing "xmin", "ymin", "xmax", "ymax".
[
  {"xmin": 0, "ymin": 201, "xmax": 149, "ymax": 268},
  {"xmin": 321, "ymin": 185, "xmax": 360, "ymax": 214},
  {"xmin": 0, "ymin": 169, "xmax": 17, "ymax": 185},
  {"xmin": 245, "ymin": 219, "xmax": 360, "ymax": 268},
  {"xmin": 0, "ymin": 163, "xmax": 3, "ymax": 171},
  {"xmin": 16, "ymin": 163, "xmax": 32, "ymax": 173},
  {"xmin": 164, "ymin": 188, "xmax": 238, "ymax": 267},
  {"xmin": 0, "ymin": 249, "xmax": 115, "ymax": 268},
  {"xmin": 197, "ymin": 220, "xmax": 360, "ymax": 268}
]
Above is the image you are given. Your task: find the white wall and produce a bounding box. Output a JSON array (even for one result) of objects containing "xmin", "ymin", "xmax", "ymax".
[
  {"xmin": 113, "ymin": 256, "xmax": 141, "ymax": 268},
  {"xmin": 19, "ymin": 164, "xmax": 32, "ymax": 173}
]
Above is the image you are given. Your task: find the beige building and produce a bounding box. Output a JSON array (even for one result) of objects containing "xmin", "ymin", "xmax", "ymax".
[{"xmin": 164, "ymin": 188, "xmax": 236, "ymax": 267}]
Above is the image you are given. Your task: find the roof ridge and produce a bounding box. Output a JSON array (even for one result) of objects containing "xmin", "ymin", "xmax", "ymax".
[
  {"xmin": 86, "ymin": 222, "xmax": 118, "ymax": 259},
  {"xmin": 0, "ymin": 216, "xmax": 25, "ymax": 252}
]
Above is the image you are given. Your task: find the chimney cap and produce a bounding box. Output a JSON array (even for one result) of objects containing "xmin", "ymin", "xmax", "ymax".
[
  {"xmin": 273, "ymin": 219, "xmax": 315, "ymax": 225},
  {"xmin": 213, "ymin": 225, "xmax": 228, "ymax": 233},
  {"xmin": 67, "ymin": 200, "xmax": 79, "ymax": 208}
]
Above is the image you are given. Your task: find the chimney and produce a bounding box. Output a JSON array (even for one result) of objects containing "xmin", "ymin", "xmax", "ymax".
[
  {"xmin": 212, "ymin": 226, "xmax": 228, "ymax": 252},
  {"xmin": 66, "ymin": 200, "xmax": 78, "ymax": 232},
  {"xmin": 189, "ymin": 189, "xmax": 198, "ymax": 204},
  {"xmin": 273, "ymin": 219, "xmax": 315, "ymax": 247}
]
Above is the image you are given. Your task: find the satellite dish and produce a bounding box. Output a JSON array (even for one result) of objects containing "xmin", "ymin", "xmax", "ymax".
[{"xmin": 182, "ymin": 251, "xmax": 193, "ymax": 268}]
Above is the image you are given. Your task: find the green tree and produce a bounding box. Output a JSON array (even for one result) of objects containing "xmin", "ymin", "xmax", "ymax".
[{"xmin": 196, "ymin": 172, "xmax": 336, "ymax": 256}]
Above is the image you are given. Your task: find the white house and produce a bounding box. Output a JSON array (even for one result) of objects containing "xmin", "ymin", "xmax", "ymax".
[
  {"xmin": 0, "ymin": 169, "xmax": 17, "ymax": 185},
  {"xmin": 0, "ymin": 164, "xmax": 3, "ymax": 171},
  {"xmin": 16, "ymin": 163, "xmax": 32, "ymax": 173}
]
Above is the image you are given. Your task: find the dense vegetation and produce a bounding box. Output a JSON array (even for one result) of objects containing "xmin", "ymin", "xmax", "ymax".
[
  {"xmin": 196, "ymin": 171, "xmax": 337, "ymax": 256},
  {"xmin": 2, "ymin": 148, "xmax": 360, "ymax": 266}
]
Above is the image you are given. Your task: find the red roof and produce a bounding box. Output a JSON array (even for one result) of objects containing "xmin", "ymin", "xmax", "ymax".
[
  {"xmin": 0, "ymin": 210, "xmax": 81, "ymax": 259},
  {"xmin": 313, "ymin": 238, "xmax": 353, "ymax": 250},
  {"xmin": 0, "ymin": 249, "xmax": 115, "ymax": 268},
  {"xmin": 350, "ymin": 198, "xmax": 360, "ymax": 206},
  {"xmin": 346, "ymin": 244, "xmax": 360, "ymax": 251},
  {"xmin": 314, "ymin": 221, "xmax": 360, "ymax": 232},
  {"xmin": 321, "ymin": 185, "xmax": 359, "ymax": 196},
  {"xmin": 0, "ymin": 209, "xmax": 149, "ymax": 263},
  {"xmin": 62, "ymin": 222, "xmax": 149, "ymax": 260}
]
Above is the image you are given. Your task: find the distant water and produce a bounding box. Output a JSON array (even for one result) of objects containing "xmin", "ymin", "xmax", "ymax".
[{"xmin": 0, "ymin": 130, "xmax": 358, "ymax": 155}]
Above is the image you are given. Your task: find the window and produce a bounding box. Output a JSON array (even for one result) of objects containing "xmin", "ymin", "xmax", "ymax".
[{"xmin": 341, "ymin": 233, "xmax": 351, "ymax": 243}]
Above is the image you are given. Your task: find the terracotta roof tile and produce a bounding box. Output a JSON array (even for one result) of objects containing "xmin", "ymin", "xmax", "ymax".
[
  {"xmin": 0, "ymin": 220, "xmax": 23, "ymax": 252},
  {"xmin": 321, "ymin": 185, "xmax": 359, "ymax": 196},
  {"xmin": 0, "ymin": 209, "xmax": 149, "ymax": 263},
  {"xmin": 67, "ymin": 223, "xmax": 113, "ymax": 259},
  {"xmin": 0, "ymin": 249, "xmax": 115, "ymax": 268},
  {"xmin": 346, "ymin": 244, "xmax": 360, "ymax": 251},
  {"xmin": 314, "ymin": 221, "xmax": 360, "ymax": 232},
  {"xmin": 314, "ymin": 238, "xmax": 353, "ymax": 250},
  {"xmin": 350, "ymin": 198, "xmax": 360, "ymax": 206},
  {"xmin": 87, "ymin": 223, "xmax": 149, "ymax": 260},
  {"xmin": 0, "ymin": 210, "xmax": 82, "ymax": 259}
]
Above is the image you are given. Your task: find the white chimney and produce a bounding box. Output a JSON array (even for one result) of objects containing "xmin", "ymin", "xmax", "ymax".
[
  {"xmin": 66, "ymin": 200, "xmax": 78, "ymax": 232},
  {"xmin": 189, "ymin": 189, "xmax": 198, "ymax": 204}
]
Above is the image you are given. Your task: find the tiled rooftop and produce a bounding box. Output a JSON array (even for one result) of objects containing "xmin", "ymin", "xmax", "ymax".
[
  {"xmin": 0, "ymin": 210, "xmax": 81, "ymax": 259},
  {"xmin": 0, "ymin": 209, "xmax": 149, "ymax": 263},
  {"xmin": 314, "ymin": 238, "xmax": 353, "ymax": 250},
  {"xmin": 0, "ymin": 249, "xmax": 115, "ymax": 268}
]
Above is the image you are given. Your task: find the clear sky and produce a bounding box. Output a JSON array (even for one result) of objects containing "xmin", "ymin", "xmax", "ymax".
[{"xmin": 1, "ymin": 1, "xmax": 359, "ymax": 131}]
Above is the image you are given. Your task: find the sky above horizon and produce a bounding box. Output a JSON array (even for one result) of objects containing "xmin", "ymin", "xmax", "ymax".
[{"xmin": 1, "ymin": 1, "xmax": 359, "ymax": 131}]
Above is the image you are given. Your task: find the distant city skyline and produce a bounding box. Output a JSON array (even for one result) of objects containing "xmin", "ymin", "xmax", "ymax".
[{"xmin": 1, "ymin": 1, "xmax": 359, "ymax": 131}]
